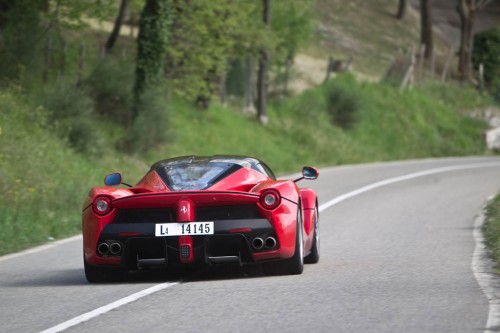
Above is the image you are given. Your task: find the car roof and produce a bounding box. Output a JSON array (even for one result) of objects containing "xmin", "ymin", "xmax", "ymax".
[{"xmin": 150, "ymin": 155, "xmax": 266, "ymax": 171}]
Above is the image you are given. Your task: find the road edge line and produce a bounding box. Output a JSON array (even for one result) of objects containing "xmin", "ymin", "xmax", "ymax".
[
  {"xmin": 472, "ymin": 198, "xmax": 500, "ymax": 333},
  {"xmin": 0, "ymin": 235, "xmax": 82, "ymax": 263}
]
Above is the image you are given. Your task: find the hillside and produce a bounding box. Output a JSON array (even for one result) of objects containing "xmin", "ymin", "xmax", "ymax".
[
  {"xmin": 0, "ymin": 1, "xmax": 498, "ymax": 255},
  {"xmin": 296, "ymin": 0, "xmax": 500, "ymax": 86}
]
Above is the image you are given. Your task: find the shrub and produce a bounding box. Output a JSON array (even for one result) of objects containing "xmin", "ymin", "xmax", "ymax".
[
  {"xmin": 41, "ymin": 80, "xmax": 100, "ymax": 153},
  {"xmin": 325, "ymin": 83, "xmax": 360, "ymax": 129},
  {"xmin": 85, "ymin": 58, "xmax": 134, "ymax": 125},
  {"xmin": 120, "ymin": 86, "xmax": 170, "ymax": 153},
  {"xmin": 473, "ymin": 27, "xmax": 500, "ymax": 101}
]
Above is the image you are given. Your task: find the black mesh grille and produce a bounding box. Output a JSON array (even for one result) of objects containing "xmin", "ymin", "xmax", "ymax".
[
  {"xmin": 196, "ymin": 205, "xmax": 261, "ymax": 221},
  {"xmin": 114, "ymin": 209, "xmax": 175, "ymax": 224}
]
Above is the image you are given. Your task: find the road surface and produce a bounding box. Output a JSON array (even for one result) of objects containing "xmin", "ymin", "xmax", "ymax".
[{"xmin": 2, "ymin": 156, "xmax": 500, "ymax": 333}]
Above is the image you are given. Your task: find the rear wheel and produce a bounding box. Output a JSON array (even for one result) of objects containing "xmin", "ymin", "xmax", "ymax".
[
  {"xmin": 84, "ymin": 256, "xmax": 128, "ymax": 283},
  {"xmin": 264, "ymin": 205, "xmax": 304, "ymax": 275},
  {"xmin": 304, "ymin": 203, "xmax": 320, "ymax": 264}
]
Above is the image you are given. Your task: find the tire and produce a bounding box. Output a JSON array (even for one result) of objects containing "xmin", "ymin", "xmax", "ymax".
[
  {"xmin": 264, "ymin": 205, "xmax": 304, "ymax": 275},
  {"xmin": 305, "ymin": 203, "xmax": 320, "ymax": 264},
  {"xmin": 84, "ymin": 256, "xmax": 128, "ymax": 283}
]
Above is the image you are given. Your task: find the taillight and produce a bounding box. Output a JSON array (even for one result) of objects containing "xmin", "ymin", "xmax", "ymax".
[
  {"xmin": 92, "ymin": 196, "xmax": 112, "ymax": 216},
  {"xmin": 260, "ymin": 190, "xmax": 281, "ymax": 210}
]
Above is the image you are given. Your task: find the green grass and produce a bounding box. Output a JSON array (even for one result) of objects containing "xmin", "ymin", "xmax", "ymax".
[{"xmin": 483, "ymin": 195, "xmax": 500, "ymax": 271}]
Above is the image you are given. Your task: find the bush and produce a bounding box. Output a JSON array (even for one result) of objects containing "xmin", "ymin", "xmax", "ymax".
[
  {"xmin": 40, "ymin": 80, "xmax": 100, "ymax": 153},
  {"xmin": 473, "ymin": 27, "xmax": 500, "ymax": 101},
  {"xmin": 85, "ymin": 58, "xmax": 135, "ymax": 125},
  {"xmin": 120, "ymin": 86, "xmax": 170, "ymax": 153},
  {"xmin": 325, "ymin": 82, "xmax": 360, "ymax": 130}
]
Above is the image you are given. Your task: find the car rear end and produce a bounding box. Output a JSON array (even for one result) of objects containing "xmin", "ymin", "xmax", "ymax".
[{"xmin": 83, "ymin": 189, "xmax": 298, "ymax": 271}]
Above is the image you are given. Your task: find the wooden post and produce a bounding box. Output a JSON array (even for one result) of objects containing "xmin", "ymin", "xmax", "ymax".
[
  {"xmin": 418, "ymin": 44, "xmax": 426, "ymax": 82},
  {"xmin": 430, "ymin": 50, "xmax": 435, "ymax": 81},
  {"xmin": 441, "ymin": 46, "xmax": 453, "ymax": 83},
  {"xmin": 400, "ymin": 47, "xmax": 415, "ymax": 92}
]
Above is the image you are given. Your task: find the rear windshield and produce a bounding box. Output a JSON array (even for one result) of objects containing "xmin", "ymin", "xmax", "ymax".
[{"xmin": 156, "ymin": 162, "xmax": 242, "ymax": 190}]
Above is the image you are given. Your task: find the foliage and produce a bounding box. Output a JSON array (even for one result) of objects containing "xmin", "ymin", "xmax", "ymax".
[
  {"xmin": 324, "ymin": 77, "xmax": 361, "ymax": 129},
  {"xmin": 165, "ymin": 0, "xmax": 258, "ymax": 102},
  {"xmin": 0, "ymin": 0, "xmax": 45, "ymax": 80},
  {"xmin": 473, "ymin": 27, "xmax": 500, "ymax": 100},
  {"xmin": 85, "ymin": 57, "xmax": 135, "ymax": 125},
  {"xmin": 44, "ymin": 0, "xmax": 115, "ymax": 30},
  {"xmin": 133, "ymin": 0, "xmax": 173, "ymax": 118},
  {"xmin": 123, "ymin": 85, "xmax": 170, "ymax": 153},
  {"xmin": 0, "ymin": 89, "xmax": 146, "ymax": 255},
  {"xmin": 271, "ymin": 0, "xmax": 315, "ymax": 71},
  {"xmin": 39, "ymin": 80, "xmax": 101, "ymax": 154}
]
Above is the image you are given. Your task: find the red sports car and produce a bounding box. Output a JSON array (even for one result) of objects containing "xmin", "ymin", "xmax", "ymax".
[{"xmin": 82, "ymin": 155, "xmax": 319, "ymax": 282}]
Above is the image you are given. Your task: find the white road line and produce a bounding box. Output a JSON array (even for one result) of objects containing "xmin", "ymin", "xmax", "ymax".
[
  {"xmin": 38, "ymin": 282, "xmax": 179, "ymax": 333},
  {"xmin": 0, "ymin": 235, "xmax": 82, "ymax": 263},
  {"xmin": 30, "ymin": 160, "xmax": 500, "ymax": 332},
  {"xmin": 472, "ymin": 199, "xmax": 500, "ymax": 333},
  {"xmin": 319, "ymin": 162, "xmax": 500, "ymax": 212},
  {"xmin": 318, "ymin": 161, "xmax": 500, "ymax": 333}
]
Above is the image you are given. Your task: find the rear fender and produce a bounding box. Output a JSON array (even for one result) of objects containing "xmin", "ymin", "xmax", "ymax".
[{"xmin": 300, "ymin": 188, "xmax": 318, "ymax": 240}]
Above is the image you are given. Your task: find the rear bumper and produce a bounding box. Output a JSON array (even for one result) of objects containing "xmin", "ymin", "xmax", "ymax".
[{"xmin": 87, "ymin": 218, "xmax": 284, "ymax": 268}]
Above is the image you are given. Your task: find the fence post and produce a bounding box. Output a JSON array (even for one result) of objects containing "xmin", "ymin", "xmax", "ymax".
[
  {"xmin": 400, "ymin": 47, "xmax": 415, "ymax": 91},
  {"xmin": 441, "ymin": 46, "xmax": 453, "ymax": 83}
]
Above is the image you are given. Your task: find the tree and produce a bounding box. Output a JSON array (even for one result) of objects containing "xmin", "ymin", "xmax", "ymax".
[
  {"xmin": 132, "ymin": 0, "xmax": 173, "ymax": 119},
  {"xmin": 473, "ymin": 27, "xmax": 500, "ymax": 99},
  {"xmin": 456, "ymin": 0, "xmax": 493, "ymax": 81},
  {"xmin": 420, "ymin": 0, "xmax": 433, "ymax": 59},
  {"xmin": 271, "ymin": 0, "xmax": 315, "ymax": 95},
  {"xmin": 165, "ymin": 0, "xmax": 256, "ymax": 106},
  {"xmin": 105, "ymin": 0, "xmax": 130, "ymax": 53},
  {"xmin": 257, "ymin": 0, "xmax": 271, "ymax": 125},
  {"xmin": 396, "ymin": 0, "xmax": 407, "ymax": 19}
]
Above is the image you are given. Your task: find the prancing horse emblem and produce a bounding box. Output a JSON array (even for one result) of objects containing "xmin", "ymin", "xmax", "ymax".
[{"xmin": 181, "ymin": 206, "xmax": 188, "ymax": 215}]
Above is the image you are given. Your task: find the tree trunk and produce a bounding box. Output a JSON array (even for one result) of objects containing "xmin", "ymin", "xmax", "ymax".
[
  {"xmin": 456, "ymin": 0, "xmax": 492, "ymax": 82},
  {"xmin": 244, "ymin": 56, "xmax": 256, "ymax": 114},
  {"xmin": 396, "ymin": 0, "xmax": 407, "ymax": 19},
  {"xmin": 105, "ymin": 0, "xmax": 130, "ymax": 53},
  {"xmin": 257, "ymin": 0, "xmax": 270, "ymax": 125},
  {"xmin": 457, "ymin": 0, "xmax": 474, "ymax": 81},
  {"xmin": 420, "ymin": 0, "xmax": 433, "ymax": 59},
  {"xmin": 132, "ymin": 0, "xmax": 173, "ymax": 120}
]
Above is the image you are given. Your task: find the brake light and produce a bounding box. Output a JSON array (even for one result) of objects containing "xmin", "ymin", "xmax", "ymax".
[
  {"xmin": 260, "ymin": 190, "xmax": 281, "ymax": 210},
  {"xmin": 92, "ymin": 196, "xmax": 112, "ymax": 216}
]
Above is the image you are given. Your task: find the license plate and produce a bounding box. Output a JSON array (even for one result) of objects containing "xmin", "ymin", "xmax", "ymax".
[{"xmin": 155, "ymin": 222, "xmax": 214, "ymax": 237}]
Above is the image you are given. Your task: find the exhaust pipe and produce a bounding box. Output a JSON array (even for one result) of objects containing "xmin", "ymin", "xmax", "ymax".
[
  {"xmin": 110, "ymin": 242, "xmax": 122, "ymax": 255},
  {"xmin": 265, "ymin": 237, "xmax": 277, "ymax": 249},
  {"xmin": 97, "ymin": 242, "xmax": 110, "ymax": 255},
  {"xmin": 252, "ymin": 237, "xmax": 264, "ymax": 250}
]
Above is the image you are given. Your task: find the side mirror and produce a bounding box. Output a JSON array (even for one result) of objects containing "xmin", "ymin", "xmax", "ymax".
[
  {"xmin": 294, "ymin": 166, "xmax": 319, "ymax": 182},
  {"xmin": 104, "ymin": 173, "xmax": 122, "ymax": 186},
  {"xmin": 302, "ymin": 166, "xmax": 319, "ymax": 180}
]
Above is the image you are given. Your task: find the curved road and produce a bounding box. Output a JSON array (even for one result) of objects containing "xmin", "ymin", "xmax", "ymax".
[{"xmin": 2, "ymin": 157, "xmax": 500, "ymax": 333}]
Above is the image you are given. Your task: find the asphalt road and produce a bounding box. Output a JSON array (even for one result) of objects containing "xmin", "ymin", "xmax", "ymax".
[{"xmin": 2, "ymin": 156, "xmax": 500, "ymax": 333}]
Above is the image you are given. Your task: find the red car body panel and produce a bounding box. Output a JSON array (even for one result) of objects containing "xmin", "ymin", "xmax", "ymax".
[{"xmin": 82, "ymin": 156, "xmax": 319, "ymax": 277}]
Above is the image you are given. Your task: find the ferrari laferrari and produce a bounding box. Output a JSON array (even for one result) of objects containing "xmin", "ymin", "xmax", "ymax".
[{"xmin": 82, "ymin": 155, "xmax": 319, "ymax": 282}]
